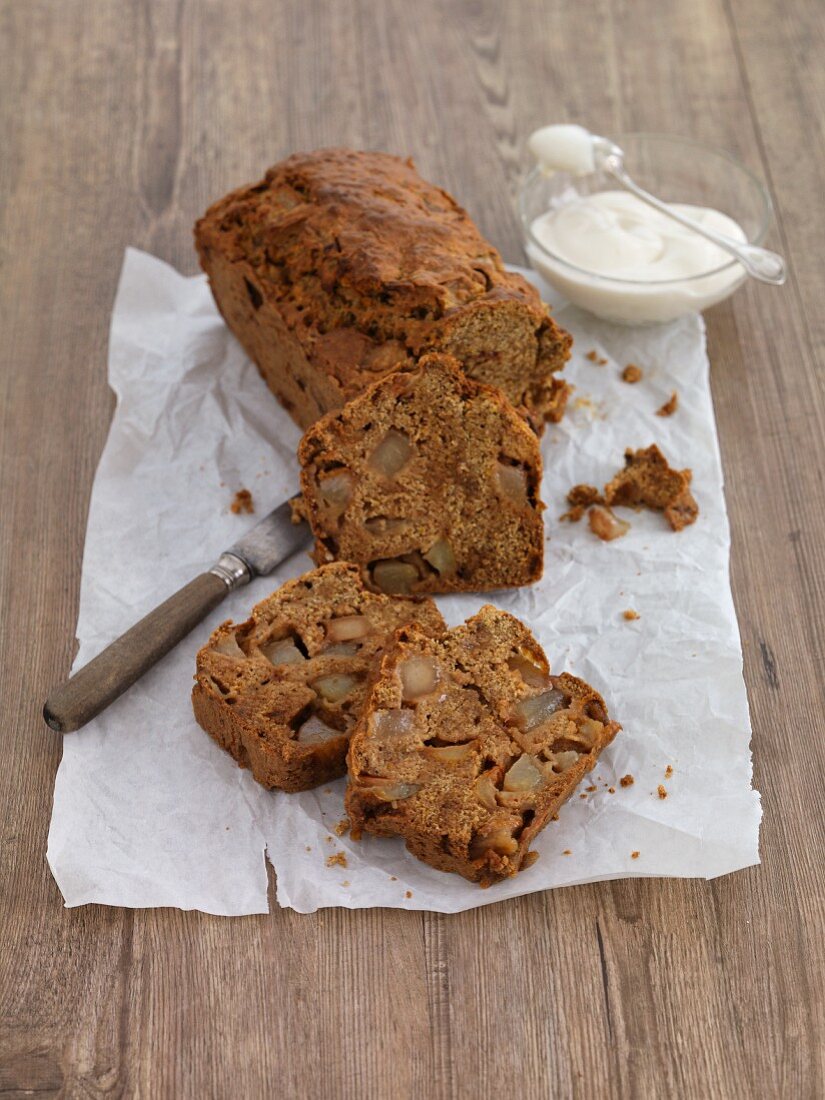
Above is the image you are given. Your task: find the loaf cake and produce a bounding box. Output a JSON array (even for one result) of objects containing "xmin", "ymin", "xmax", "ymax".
[
  {"xmin": 345, "ymin": 606, "xmax": 620, "ymax": 885},
  {"xmin": 296, "ymin": 353, "xmax": 545, "ymax": 596},
  {"xmin": 192, "ymin": 563, "xmax": 444, "ymax": 792},
  {"xmin": 194, "ymin": 148, "xmax": 571, "ymax": 431}
]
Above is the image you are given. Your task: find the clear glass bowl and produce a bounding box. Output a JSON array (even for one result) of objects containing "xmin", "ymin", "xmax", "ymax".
[{"xmin": 518, "ymin": 132, "xmax": 773, "ymax": 325}]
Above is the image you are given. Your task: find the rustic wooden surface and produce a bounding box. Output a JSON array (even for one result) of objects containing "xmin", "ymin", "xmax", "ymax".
[{"xmin": 1, "ymin": 0, "xmax": 823, "ymax": 1096}]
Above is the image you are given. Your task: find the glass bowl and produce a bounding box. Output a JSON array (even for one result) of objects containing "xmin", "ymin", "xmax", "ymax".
[{"xmin": 518, "ymin": 132, "xmax": 773, "ymax": 325}]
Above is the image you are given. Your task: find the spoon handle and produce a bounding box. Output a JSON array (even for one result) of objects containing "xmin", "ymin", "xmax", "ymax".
[{"xmin": 608, "ymin": 165, "xmax": 787, "ymax": 286}]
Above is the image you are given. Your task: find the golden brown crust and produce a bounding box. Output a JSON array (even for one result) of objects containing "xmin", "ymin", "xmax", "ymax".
[
  {"xmin": 192, "ymin": 563, "xmax": 444, "ymax": 791},
  {"xmin": 297, "ymin": 353, "xmax": 544, "ymax": 596},
  {"xmin": 194, "ymin": 149, "xmax": 571, "ymax": 430},
  {"xmin": 345, "ymin": 606, "xmax": 620, "ymax": 885}
]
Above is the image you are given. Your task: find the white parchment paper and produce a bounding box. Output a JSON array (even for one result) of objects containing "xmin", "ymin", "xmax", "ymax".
[{"xmin": 47, "ymin": 248, "xmax": 761, "ymax": 914}]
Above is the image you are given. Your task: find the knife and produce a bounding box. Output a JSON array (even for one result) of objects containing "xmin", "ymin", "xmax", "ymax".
[{"xmin": 43, "ymin": 496, "xmax": 310, "ymax": 733}]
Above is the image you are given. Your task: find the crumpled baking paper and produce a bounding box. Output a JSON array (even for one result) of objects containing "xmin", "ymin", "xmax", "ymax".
[{"xmin": 47, "ymin": 248, "xmax": 761, "ymax": 914}]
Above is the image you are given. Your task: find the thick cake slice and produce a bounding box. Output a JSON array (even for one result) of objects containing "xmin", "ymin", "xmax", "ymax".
[
  {"xmin": 297, "ymin": 353, "xmax": 545, "ymax": 596},
  {"xmin": 345, "ymin": 606, "xmax": 620, "ymax": 885},
  {"xmin": 192, "ymin": 563, "xmax": 444, "ymax": 792}
]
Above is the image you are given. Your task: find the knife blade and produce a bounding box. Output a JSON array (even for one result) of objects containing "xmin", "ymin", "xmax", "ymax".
[{"xmin": 43, "ymin": 495, "xmax": 310, "ymax": 733}]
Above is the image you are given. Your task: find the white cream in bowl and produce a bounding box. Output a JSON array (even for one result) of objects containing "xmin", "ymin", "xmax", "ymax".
[{"xmin": 524, "ymin": 126, "xmax": 752, "ymax": 324}]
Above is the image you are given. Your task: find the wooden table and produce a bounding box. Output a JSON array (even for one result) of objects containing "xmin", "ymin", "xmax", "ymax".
[{"xmin": 2, "ymin": 1, "xmax": 822, "ymax": 1096}]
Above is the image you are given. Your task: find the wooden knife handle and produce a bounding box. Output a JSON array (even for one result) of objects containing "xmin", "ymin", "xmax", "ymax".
[{"xmin": 43, "ymin": 571, "xmax": 231, "ymax": 733}]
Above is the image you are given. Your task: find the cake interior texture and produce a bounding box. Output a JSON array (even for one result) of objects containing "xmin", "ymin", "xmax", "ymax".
[
  {"xmin": 346, "ymin": 605, "xmax": 620, "ymax": 885},
  {"xmin": 297, "ymin": 353, "xmax": 545, "ymax": 596},
  {"xmin": 192, "ymin": 563, "xmax": 445, "ymax": 792}
]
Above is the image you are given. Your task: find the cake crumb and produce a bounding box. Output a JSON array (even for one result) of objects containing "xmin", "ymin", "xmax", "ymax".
[
  {"xmin": 341, "ymin": 880, "xmax": 350, "ymax": 887},
  {"xmin": 325, "ymin": 851, "xmax": 348, "ymax": 869},
  {"xmin": 563, "ymin": 849, "xmax": 572, "ymax": 855},
  {"xmin": 579, "ymin": 793, "xmax": 587, "ymax": 800},
  {"xmin": 589, "ymin": 505, "xmax": 630, "ymax": 542},
  {"xmin": 585, "ymin": 349, "xmax": 608, "ymax": 365},
  {"xmin": 305, "ymin": 845, "xmax": 312, "ymax": 852},
  {"xmin": 657, "ymin": 784, "xmax": 668, "ymax": 800},
  {"xmin": 656, "ymin": 391, "xmax": 679, "ymax": 417},
  {"xmin": 561, "ymin": 484, "xmax": 605, "ymax": 523},
  {"xmin": 389, "ymin": 875, "xmax": 397, "ymax": 881},
  {"xmin": 622, "ymin": 364, "xmax": 643, "ymax": 383},
  {"xmin": 664, "ymin": 765, "xmax": 674, "ymax": 779},
  {"xmin": 620, "ymin": 774, "xmax": 635, "ymax": 788},
  {"xmin": 604, "ymin": 444, "xmax": 698, "ymax": 531},
  {"xmin": 324, "ymin": 835, "xmax": 334, "ymax": 844},
  {"xmin": 623, "ymin": 609, "xmax": 640, "ymax": 621},
  {"xmin": 608, "ymin": 787, "xmax": 616, "ymax": 794},
  {"xmin": 586, "ymin": 785, "xmax": 597, "ymax": 792},
  {"xmin": 560, "ymin": 504, "xmax": 586, "ymax": 523},
  {"xmin": 631, "ymin": 851, "xmax": 640, "ymax": 860},
  {"xmin": 334, "ymin": 817, "xmax": 350, "ymax": 837},
  {"xmin": 230, "ymin": 488, "xmax": 255, "ymax": 514},
  {"xmin": 405, "ymin": 890, "xmax": 413, "ymax": 899}
]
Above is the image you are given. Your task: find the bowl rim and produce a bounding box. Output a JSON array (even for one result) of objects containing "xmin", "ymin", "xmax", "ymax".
[{"xmin": 518, "ymin": 131, "xmax": 774, "ymax": 287}]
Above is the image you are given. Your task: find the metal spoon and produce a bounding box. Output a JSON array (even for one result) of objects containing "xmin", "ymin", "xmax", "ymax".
[{"xmin": 591, "ymin": 135, "xmax": 786, "ymax": 285}]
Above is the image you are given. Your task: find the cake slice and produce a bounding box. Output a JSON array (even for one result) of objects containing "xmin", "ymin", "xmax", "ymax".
[
  {"xmin": 345, "ymin": 606, "xmax": 620, "ymax": 885},
  {"xmin": 192, "ymin": 563, "xmax": 444, "ymax": 792},
  {"xmin": 297, "ymin": 353, "xmax": 545, "ymax": 596}
]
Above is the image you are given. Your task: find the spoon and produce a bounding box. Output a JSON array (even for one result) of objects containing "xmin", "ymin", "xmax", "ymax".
[{"xmin": 591, "ymin": 135, "xmax": 786, "ymax": 285}]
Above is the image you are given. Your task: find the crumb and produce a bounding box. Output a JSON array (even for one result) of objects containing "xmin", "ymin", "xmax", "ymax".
[
  {"xmin": 579, "ymin": 793, "xmax": 587, "ymax": 800},
  {"xmin": 657, "ymin": 784, "xmax": 668, "ymax": 800},
  {"xmin": 325, "ymin": 851, "xmax": 348, "ymax": 869},
  {"xmin": 560, "ymin": 504, "xmax": 586, "ymax": 523},
  {"xmin": 569, "ymin": 483, "xmax": 604, "ymax": 508},
  {"xmin": 305, "ymin": 845, "xmax": 312, "ymax": 852},
  {"xmin": 334, "ymin": 817, "xmax": 350, "ymax": 837},
  {"xmin": 620, "ymin": 774, "xmax": 634, "ymax": 787},
  {"xmin": 390, "ymin": 876, "xmax": 398, "ymax": 881},
  {"xmin": 588, "ymin": 505, "xmax": 630, "ymax": 541},
  {"xmin": 665, "ymin": 765, "xmax": 674, "ymax": 779},
  {"xmin": 608, "ymin": 787, "xmax": 616, "ymax": 794},
  {"xmin": 585, "ymin": 349, "xmax": 607, "ymax": 365},
  {"xmin": 573, "ymin": 395, "xmax": 597, "ymax": 412},
  {"xmin": 341, "ymin": 880, "xmax": 350, "ymax": 887},
  {"xmin": 622, "ymin": 364, "xmax": 643, "ymax": 383},
  {"xmin": 656, "ymin": 391, "xmax": 679, "ymax": 417},
  {"xmin": 551, "ymin": 813, "xmax": 559, "ymax": 821},
  {"xmin": 230, "ymin": 488, "xmax": 254, "ymax": 514},
  {"xmin": 623, "ymin": 609, "xmax": 640, "ymax": 621},
  {"xmin": 290, "ymin": 496, "xmax": 309, "ymax": 526},
  {"xmin": 586, "ymin": 785, "xmax": 597, "ymax": 792},
  {"xmin": 631, "ymin": 851, "xmax": 640, "ymax": 860},
  {"xmin": 324, "ymin": 835, "xmax": 334, "ymax": 844},
  {"xmin": 563, "ymin": 849, "xmax": 572, "ymax": 855},
  {"xmin": 405, "ymin": 890, "xmax": 413, "ymax": 899},
  {"xmin": 604, "ymin": 444, "xmax": 698, "ymax": 531}
]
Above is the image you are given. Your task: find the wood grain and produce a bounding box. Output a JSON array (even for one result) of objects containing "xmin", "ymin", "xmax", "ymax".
[{"xmin": 1, "ymin": 0, "xmax": 823, "ymax": 1096}]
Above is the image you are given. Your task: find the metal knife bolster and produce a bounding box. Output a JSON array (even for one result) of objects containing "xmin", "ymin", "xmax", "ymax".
[
  {"xmin": 210, "ymin": 552, "xmax": 252, "ymax": 590},
  {"xmin": 209, "ymin": 495, "xmax": 310, "ymax": 590}
]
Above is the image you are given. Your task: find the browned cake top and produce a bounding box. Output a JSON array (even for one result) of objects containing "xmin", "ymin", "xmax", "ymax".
[
  {"xmin": 195, "ymin": 563, "xmax": 445, "ymax": 772},
  {"xmin": 297, "ymin": 354, "xmax": 545, "ymax": 595},
  {"xmin": 195, "ymin": 149, "xmax": 570, "ymax": 418},
  {"xmin": 346, "ymin": 606, "xmax": 620, "ymax": 884},
  {"xmin": 201, "ymin": 148, "xmax": 544, "ymax": 335}
]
